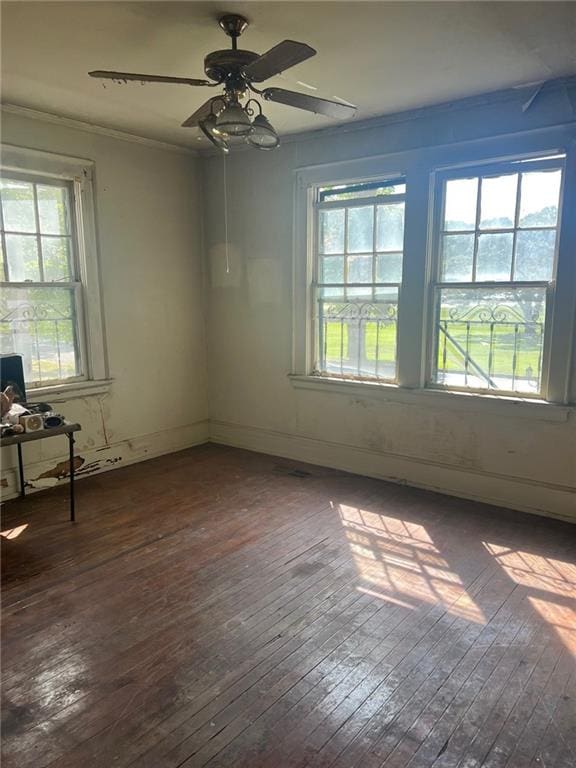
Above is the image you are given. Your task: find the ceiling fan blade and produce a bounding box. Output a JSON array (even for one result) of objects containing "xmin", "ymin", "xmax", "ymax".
[
  {"xmin": 181, "ymin": 98, "xmax": 220, "ymax": 127},
  {"xmin": 261, "ymin": 88, "xmax": 356, "ymax": 119},
  {"xmin": 89, "ymin": 70, "xmax": 212, "ymax": 87},
  {"xmin": 243, "ymin": 40, "xmax": 316, "ymax": 83}
]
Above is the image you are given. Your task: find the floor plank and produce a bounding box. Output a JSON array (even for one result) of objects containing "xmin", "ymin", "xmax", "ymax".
[{"xmin": 2, "ymin": 444, "xmax": 575, "ymax": 768}]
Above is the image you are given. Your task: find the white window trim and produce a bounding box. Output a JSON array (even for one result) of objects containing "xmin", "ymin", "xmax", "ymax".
[
  {"xmin": 291, "ymin": 124, "xmax": 576, "ymax": 411},
  {"xmin": 1, "ymin": 143, "xmax": 110, "ymax": 396}
]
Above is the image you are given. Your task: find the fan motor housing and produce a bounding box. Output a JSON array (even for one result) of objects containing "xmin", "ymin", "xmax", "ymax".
[{"xmin": 204, "ymin": 49, "xmax": 259, "ymax": 83}]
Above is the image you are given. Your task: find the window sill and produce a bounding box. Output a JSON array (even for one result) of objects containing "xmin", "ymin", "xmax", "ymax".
[
  {"xmin": 26, "ymin": 379, "xmax": 113, "ymax": 402},
  {"xmin": 288, "ymin": 374, "xmax": 572, "ymax": 422}
]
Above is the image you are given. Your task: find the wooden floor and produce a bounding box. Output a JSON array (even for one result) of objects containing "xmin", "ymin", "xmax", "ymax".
[{"xmin": 1, "ymin": 445, "xmax": 575, "ymax": 768}]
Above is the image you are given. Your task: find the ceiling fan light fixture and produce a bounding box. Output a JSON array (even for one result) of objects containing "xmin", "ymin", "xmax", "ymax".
[
  {"xmin": 90, "ymin": 16, "xmax": 357, "ymax": 152},
  {"xmin": 214, "ymin": 102, "xmax": 252, "ymax": 137},
  {"xmin": 246, "ymin": 114, "xmax": 280, "ymax": 150},
  {"xmin": 199, "ymin": 115, "xmax": 230, "ymax": 153}
]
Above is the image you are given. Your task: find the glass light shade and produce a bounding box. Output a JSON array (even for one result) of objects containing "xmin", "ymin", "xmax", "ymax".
[
  {"xmin": 199, "ymin": 115, "xmax": 230, "ymax": 153},
  {"xmin": 214, "ymin": 103, "xmax": 252, "ymax": 137},
  {"xmin": 246, "ymin": 114, "xmax": 279, "ymax": 149}
]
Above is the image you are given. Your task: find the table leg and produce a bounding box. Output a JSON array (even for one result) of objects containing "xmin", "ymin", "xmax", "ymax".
[
  {"xmin": 68, "ymin": 433, "xmax": 76, "ymax": 523},
  {"xmin": 17, "ymin": 443, "xmax": 25, "ymax": 497}
]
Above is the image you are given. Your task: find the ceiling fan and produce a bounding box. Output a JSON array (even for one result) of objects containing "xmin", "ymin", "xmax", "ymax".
[{"xmin": 89, "ymin": 14, "xmax": 357, "ymax": 152}]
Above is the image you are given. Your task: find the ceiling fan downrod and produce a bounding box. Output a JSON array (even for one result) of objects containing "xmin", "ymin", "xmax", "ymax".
[{"xmin": 218, "ymin": 14, "xmax": 249, "ymax": 51}]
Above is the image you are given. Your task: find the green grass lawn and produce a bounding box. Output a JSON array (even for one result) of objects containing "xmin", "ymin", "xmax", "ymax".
[
  {"xmin": 323, "ymin": 321, "xmax": 396, "ymax": 363},
  {"xmin": 437, "ymin": 321, "xmax": 542, "ymax": 378},
  {"xmin": 322, "ymin": 319, "xmax": 543, "ymax": 380}
]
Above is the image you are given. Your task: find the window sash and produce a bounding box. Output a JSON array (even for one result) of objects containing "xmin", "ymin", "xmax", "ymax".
[
  {"xmin": 435, "ymin": 162, "xmax": 564, "ymax": 284},
  {"xmin": 0, "ymin": 175, "xmax": 77, "ymax": 284},
  {"xmin": 429, "ymin": 283, "xmax": 553, "ymax": 397},
  {"xmin": 0, "ymin": 281, "xmax": 87, "ymax": 388},
  {"xmin": 313, "ymin": 288, "xmax": 400, "ymax": 382}
]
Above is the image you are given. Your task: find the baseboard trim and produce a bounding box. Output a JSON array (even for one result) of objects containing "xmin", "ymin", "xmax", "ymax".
[
  {"xmin": 209, "ymin": 419, "xmax": 575, "ymax": 524},
  {"xmin": 0, "ymin": 419, "xmax": 210, "ymax": 500}
]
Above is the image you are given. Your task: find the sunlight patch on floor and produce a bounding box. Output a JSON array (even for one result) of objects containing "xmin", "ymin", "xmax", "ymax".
[
  {"xmin": 339, "ymin": 504, "xmax": 486, "ymax": 624},
  {"xmin": 485, "ymin": 542, "xmax": 576, "ymax": 652},
  {"xmin": 1, "ymin": 524, "xmax": 28, "ymax": 539}
]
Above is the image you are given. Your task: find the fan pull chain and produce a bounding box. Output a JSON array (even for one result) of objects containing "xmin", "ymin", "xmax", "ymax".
[{"xmin": 223, "ymin": 153, "xmax": 230, "ymax": 274}]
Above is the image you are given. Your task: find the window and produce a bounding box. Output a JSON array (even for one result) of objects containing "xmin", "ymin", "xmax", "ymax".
[
  {"xmin": 0, "ymin": 145, "xmax": 106, "ymax": 391},
  {"xmin": 294, "ymin": 127, "xmax": 575, "ymax": 407},
  {"xmin": 0, "ymin": 174, "xmax": 84, "ymax": 386},
  {"xmin": 313, "ymin": 178, "xmax": 406, "ymax": 381},
  {"xmin": 430, "ymin": 156, "xmax": 564, "ymax": 397}
]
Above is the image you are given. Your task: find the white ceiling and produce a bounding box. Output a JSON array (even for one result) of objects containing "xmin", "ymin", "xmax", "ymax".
[{"xmin": 2, "ymin": 1, "xmax": 575, "ymax": 149}]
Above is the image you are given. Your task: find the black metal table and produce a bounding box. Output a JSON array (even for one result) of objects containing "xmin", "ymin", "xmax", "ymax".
[{"xmin": 0, "ymin": 423, "xmax": 81, "ymax": 522}]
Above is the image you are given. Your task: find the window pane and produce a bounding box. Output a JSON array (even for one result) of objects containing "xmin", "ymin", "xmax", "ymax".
[
  {"xmin": 1, "ymin": 179, "xmax": 36, "ymax": 232},
  {"xmin": 480, "ymin": 174, "xmax": 517, "ymax": 229},
  {"xmin": 0, "ymin": 286, "xmax": 81, "ymax": 384},
  {"xmin": 317, "ymin": 290, "xmax": 398, "ymax": 380},
  {"xmin": 42, "ymin": 237, "xmax": 72, "ymax": 282},
  {"xmin": 321, "ymin": 255, "xmax": 344, "ymax": 284},
  {"xmin": 347, "ymin": 206, "xmax": 374, "ymax": 253},
  {"xmin": 514, "ymin": 229, "xmax": 556, "ymax": 281},
  {"xmin": 318, "ymin": 284, "xmax": 347, "ymax": 299},
  {"xmin": 347, "ymin": 286, "xmax": 373, "ymax": 300},
  {"xmin": 444, "ymin": 178, "xmax": 478, "ymax": 231},
  {"xmin": 476, "ymin": 233, "xmax": 513, "ymax": 281},
  {"xmin": 347, "ymin": 254, "xmax": 372, "ymax": 283},
  {"xmin": 319, "ymin": 209, "xmax": 345, "ymax": 254},
  {"xmin": 433, "ymin": 286, "xmax": 546, "ymax": 395},
  {"xmin": 440, "ymin": 234, "xmax": 474, "ymax": 282},
  {"xmin": 519, "ymin": 170, "xmax": 562, "ymax": 227},
  {"xmin": 5, "ymin": 234, "xmax": 41, "ymax": 281},
  {"xmin": 320, "ymin": 181, "xmax": 405, "ymax": 201},
  {"xmin": 376, "ymin": 203, "xmax": 405, "ymax": 251},
  {"xmin": 376, "ymin": 253, "xmax": 402, "ymax": 283},
  {"xmin": 37, "ymin": 185, "xmax": 70, "ymax": 235}
]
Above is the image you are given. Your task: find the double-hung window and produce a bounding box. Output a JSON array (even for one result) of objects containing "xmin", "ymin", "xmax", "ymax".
[
  {"xmin": 0, "ymin": 174, "xmax": 84, "ymax": 386},
  {"xmin": 297, "ymin": 132, "xmax": 574, "ymax": 407},
  {"xmin": 0, "ymin": 146, "xmax": 105, "ymax": 392},
  {"xmin": 313, "ymin": 178, "xmax": 406, "ymax": 381},
  {"xmin": 430, "ymin": 156, "xmax": 564, "ymax": 397}
]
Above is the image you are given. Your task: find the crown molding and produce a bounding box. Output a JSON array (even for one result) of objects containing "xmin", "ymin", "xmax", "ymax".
[
  {"xmin": 279, "ymin": 75, "xmax": 576, "ymax": 148},
  {"xmin": 204, "ymin": 75, "xmax": 576, "ymax": 157},
  {"xmin": 3, "ymin": 75, "xmax": 575, "ymax": 159},
  {"xmin": 0, "ymin": 103, "xmax": 198, "ymax": 157}
]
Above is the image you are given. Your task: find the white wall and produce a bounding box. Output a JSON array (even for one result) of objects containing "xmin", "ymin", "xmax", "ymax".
[
  {"xmin": 202, "ymin": 82, "xmax": 576, "ymax": 523},
  {"xmin": 1, "ymin": 111, "xmax": 209, "ymax": 495}
]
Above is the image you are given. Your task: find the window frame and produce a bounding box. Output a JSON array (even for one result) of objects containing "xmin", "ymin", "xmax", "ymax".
[
  {"xmin": 312, "ymin": 179, "xmax": 406, "ymax": 382},
  {"xmin": 1, "ymin": 144, "xmax": 108, "ymax": 393},
  {"xmin": 426, "ymin": 154, "xmax": 566, "ymax": 401},
  {"xmin": 291, "ymin": 125, "xmax": 576, "ymax": 410}
]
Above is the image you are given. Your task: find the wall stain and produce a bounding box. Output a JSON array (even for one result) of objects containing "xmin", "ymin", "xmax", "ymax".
[
  {"xmin": 77, "ymin": 456, "xmax": 123, "ymax": 476},
  {"xmin": 98, "ymin": 396, "xmax": 110, "ymax": 446},
  {"xmin": 35, "ymin": 456, "xmax": 85, "ymax": 480}
]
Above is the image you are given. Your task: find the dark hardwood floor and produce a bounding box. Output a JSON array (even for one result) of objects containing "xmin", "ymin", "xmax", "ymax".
[{"xmin": 1, "ymin": 444, "xmax": 575, "ymax": 768}]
